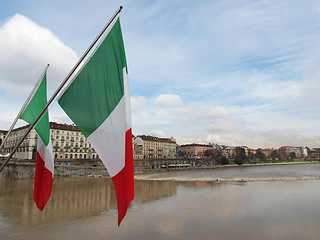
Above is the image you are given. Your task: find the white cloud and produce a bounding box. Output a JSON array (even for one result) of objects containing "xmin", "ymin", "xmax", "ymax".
[
  {"xmin": 154, "ymin": 94, "xmax": 182, "ymax": 107},
  {"xmin": 0, "ymin": 14, "xmax": 78, "ymax": 129},
  {"xmin": 131, "ymin": 96, "xmax": 147, "ymax": 111},
  {"xmin": 150, "ymin": 130, "xmax": 166, "ymax": 137},
  {"xmin": 205, "ymin": 134, "xmax": 222, "ymax": 144},
  {"xmin": 0, "ymin": 14, "xmax": 78, "ymax": 95}
]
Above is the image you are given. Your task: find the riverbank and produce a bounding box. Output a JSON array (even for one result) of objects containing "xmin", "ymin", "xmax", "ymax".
[
  {"xmin": 1, "ymin": 159, "xmax": 319, "ymax": 179},
  {"xmin": 134, "ymin": 162, "xmax": 320, "ymax": 183},
  {"xmin": 134, "ymin": 160, "xmax": 320, "ymax": 175}
]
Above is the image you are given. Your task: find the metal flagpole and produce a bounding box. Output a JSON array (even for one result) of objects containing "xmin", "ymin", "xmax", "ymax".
[
  {"xmin": 0, "ymin": 6, "xmax": 123, "ymax": 173},
  {"xmin": 0, "ymin": 64, "xmax": 50, "ymax": 152}
]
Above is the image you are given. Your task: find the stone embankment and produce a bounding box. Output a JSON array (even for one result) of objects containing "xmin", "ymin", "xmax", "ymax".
[
  {"xmin": 0, "ymin": 160, "xmax": 109, "ymax": 179},
  {"xmin": 1, "ymin": 159, "xmax": 319, "ymax": 179}
]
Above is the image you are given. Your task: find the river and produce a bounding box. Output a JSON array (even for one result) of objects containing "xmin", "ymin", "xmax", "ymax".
[{"xmin": 1, "ymin": 163, "xmax": 320, "ymax": 239}]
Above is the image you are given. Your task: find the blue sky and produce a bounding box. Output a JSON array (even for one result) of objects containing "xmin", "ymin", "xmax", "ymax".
[{"xmin": 1, "ymin": 0, "xmax": 320, "ymax": 148}]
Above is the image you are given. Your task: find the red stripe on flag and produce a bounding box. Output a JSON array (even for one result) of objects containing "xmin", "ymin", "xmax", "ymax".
[
  {"xmin": 111, "ymin": 128, "xmax": 134, "ymax": 225},
  {"xmin": 34, "ymin": 152, "xmax": 53, "ymax": 211}
]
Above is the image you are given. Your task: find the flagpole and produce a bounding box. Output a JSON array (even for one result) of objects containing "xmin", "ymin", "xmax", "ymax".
[
  {"xmin": 0, "ymin": 64, "xmax": 50, "ymax": 152},
  {"xmin": 0, "ymin": 6, "xmax": 123, "ymax": 173}
]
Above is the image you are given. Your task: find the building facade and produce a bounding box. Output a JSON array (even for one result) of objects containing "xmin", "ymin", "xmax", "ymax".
[
  {"xmin": 1, "ymin": 123, "xmax": 177, "ymax": 161},
  {"xmin": 1, "ymin": 125, "xmax": 37, "ymax": 159},
  {"xmin": 179, "ymin": 143, "xmax": 213, "ymax": 158},
  {"xmin": 133, "ymin": 136, "xmax": 143, "ymax": 159},
  {"xmin": 134, "ymin": 135, "xmax": 177, "ymax": 159},
  {"xmin": 50, "ymin": 122, "xmax": 97, "ymax": 160},
  {"xmin": 1, "ymin": 122, "xmax": 97, "ymax": 160},
  {"xmin": 0, "ymin": 130, "xmax": 7, "ymax": 146}
]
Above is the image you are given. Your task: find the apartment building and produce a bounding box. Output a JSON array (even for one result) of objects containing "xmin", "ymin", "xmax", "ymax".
[
  {"xmin": 1, "ymin": 123, "xmax": 177, "ymax": 161},
  {"xmin": 0, "ymin": 130, "xmax": 7, "ymax": 147},
  {"xmin": 278, "ymin": 146, "xmax": 308, "ymax": 158},
  {"xmin": 1, "ymin": 122, "xmax": 97, "ymax": 160},
  {"xmin": 179, "ymin": 143, "xmax": 213, "ymax": 158},
  {"xmin": 135, "ymin": 135, "xmax": 177, "ymax": 159},
  {"xmin": 50, "ymin": 122, "xmax": 97, "ymax": 160},
  {"xmin": 1, "ymin": 124, "xmax": 37, "ymax": 159}
]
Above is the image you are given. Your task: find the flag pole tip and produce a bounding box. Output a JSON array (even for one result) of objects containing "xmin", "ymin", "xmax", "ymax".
[{"xmin": 120, "ymin": 6, "xmax": 123, "ymax": 10}]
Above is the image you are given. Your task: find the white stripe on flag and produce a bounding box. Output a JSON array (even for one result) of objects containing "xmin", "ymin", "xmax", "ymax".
[
  {"xmin": 37, "ymin": 137, "xmax": 54, "ymax": 175},
  {"xmin": 123, "ymin": 68, "xmax": 131, "ymax": 130},
  {"xmin": 87, "ymin": 96, "xmax": 126, "ymax": 177}
]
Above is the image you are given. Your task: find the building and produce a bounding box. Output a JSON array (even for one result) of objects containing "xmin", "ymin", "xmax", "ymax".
[
  {"xmin": 1, "ymin": 124, "xmax": 37, "ymax": 159},
  {"xmin": 2, "ymin": 123, "xmax": 177, "ymax": 161},
  {"xmin": 133, "ymin": 136, "xmax": 143, "ymax": 159},
  {"xmin": 135, "ymin": 135, "xmax": 177, "ymax": 159},
  {"xmin": 278, "ymin": 146, "xmax": 301, "ymax": 157},
  {"xmin": 1, "ymin": 122, "xmax": 97, "ymax": 160},
  {"xmin": 0, "ymin": 130, "xmax": 7, "ymax": 147},
  {"xmin": 50, "ymin": 122, "xmax": 97, "ymax": 160},
  {"xmin": 297, "ymin": 146, "xmax": 308, "ymax": 157},
  {"xmin": 179, "ymin": 143, "xmax": 213, "ymax": 158},
  {"xmin": 258, "ymin": 148, "xmax": 276, "ymax": 157},
  {"xmin": 310, "ymin": 148, "xmax": 320, "ymax": 158}
]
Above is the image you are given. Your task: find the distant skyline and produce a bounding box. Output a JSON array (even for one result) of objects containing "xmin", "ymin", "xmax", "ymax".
[{"xmin": 1, "ymin": 0, "xmax": 320, "ymax": 149}]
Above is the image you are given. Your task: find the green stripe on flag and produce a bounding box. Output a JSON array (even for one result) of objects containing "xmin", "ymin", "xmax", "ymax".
[
  {"xmin": 58, "ymin": 18, "xmax": 127, "ymax": 138},
  {"xmin": 20, "ymin": 73, "xmax": 50, "ymax": 146}
]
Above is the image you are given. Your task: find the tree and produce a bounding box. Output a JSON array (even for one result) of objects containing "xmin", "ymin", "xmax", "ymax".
[
  {"xmin": 247, "ymin": 150, "xmax": 255, "ymax": 162},
  {"xmin": 271, "ymin": 150, "xmax": 278, "ymax": 161},
  {"xmin": 219, "ymin": 156, "xmax": 229, "ymax": 165},
  {"xmin": 290, "ymin": 152, "xmax": 296, "ymax": 160},
  {"xmin": 204, "ymin": 149, "xmax": 215, "ymax": 157},
  {"xmin": 205, "ymin": 148, "xmax": 223, "ymax": 165},
  {"xmin": 205, "ymin": 149, "xmax": 222, "ymax": 158},
  {"xmin": 279, "ymin": 152, "xmax": 288, "ymax": 161},
  {"xmin": 255, "ymin": 149, "xmax": 266, "ymax": 162},
  {"xmin": 234, "ymin": 147, "xmax": 247, "ymax": 165},
  {"xmin": 234, "ymin": 156, "xmax": 244, "ymax": 165}
]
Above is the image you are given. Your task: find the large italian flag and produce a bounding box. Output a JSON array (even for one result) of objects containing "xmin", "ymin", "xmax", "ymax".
[
  {"xmin": 19, "ymin": 72, "xmax": 54, "ymax": 211},
  {"xmin": 58, "ymin": 17, "xmax": 134, "ymax": 225}
]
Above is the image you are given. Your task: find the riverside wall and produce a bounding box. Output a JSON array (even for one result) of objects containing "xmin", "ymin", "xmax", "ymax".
[
  {"xmin": 0, "ymin": 160, "xmax": 110, "ymax": 179},
  {"xmin": 1, "ymin": 159, "xmax": 319, "ymax": 179}
]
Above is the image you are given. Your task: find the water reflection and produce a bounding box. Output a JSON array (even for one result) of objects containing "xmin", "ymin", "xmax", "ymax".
[
  {"xmin": 0, "ymin": 178, "xmax": 113, "ymax": 224},
  {"xmin": 135, "ymin": 180, "xmax": 177, "ymax": 203},
  {"xmin": 0, "ymin": 177, "xmax": 177, "ymax": 225},
  {"xmin": 1, "ymin": 169, "xmax": 320, "ymax": 240}
]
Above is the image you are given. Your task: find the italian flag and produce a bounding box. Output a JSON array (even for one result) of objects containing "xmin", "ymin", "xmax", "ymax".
[
  {"xmin": 19, "ymin": 72, "xmax": 54, "ymax": 211},
  {"xmin": 58, "ymin": 17, "xmax": 134, "ymax": 225}
]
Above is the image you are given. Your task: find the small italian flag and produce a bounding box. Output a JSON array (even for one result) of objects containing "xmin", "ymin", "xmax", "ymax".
[
  {"xmin": 58, "ymin": 17, "xmax": 134, "ymax": 225},
  {"xmin": 19, "ymin": 71, "xmax": 54, "ymax": 211}
]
